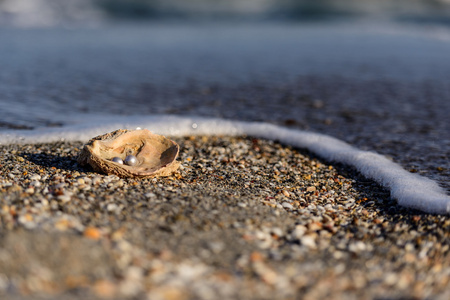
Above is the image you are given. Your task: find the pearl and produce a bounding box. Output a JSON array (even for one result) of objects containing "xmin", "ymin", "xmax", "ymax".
[
  {"xmin": 124, "ymin": 155, "xmax": 137, "ymax": 166},
  {"xmin": 111, "ymin": 157, "xmax": 123, "ymax": 164}
]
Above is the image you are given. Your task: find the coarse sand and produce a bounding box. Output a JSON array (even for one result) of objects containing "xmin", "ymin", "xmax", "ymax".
[{"xmin": 0, "ymin": 136, "xmax": 448, "ymax": 300}]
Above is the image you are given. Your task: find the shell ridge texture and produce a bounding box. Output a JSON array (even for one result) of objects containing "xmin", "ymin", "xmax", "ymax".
[{"xmin": 77, "ymin": 129, "xmax": 180, "ymax": 178}]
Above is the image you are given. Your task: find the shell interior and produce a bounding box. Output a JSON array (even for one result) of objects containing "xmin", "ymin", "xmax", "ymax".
[{"xmin": 77, "ymin": 129, "xmax": 180, "ymax": 177}]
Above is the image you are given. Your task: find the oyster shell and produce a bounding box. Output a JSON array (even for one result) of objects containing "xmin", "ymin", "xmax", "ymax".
[{"xmin": 77, "ymin": 129, "xmax": 180, "ymax": 178}]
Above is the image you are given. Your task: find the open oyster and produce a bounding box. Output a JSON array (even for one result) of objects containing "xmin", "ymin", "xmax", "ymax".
[{"xmin": 77, "ymin": 129, "xmax": 180, "ymax": 178}]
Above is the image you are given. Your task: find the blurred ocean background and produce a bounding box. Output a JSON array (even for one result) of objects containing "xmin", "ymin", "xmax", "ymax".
[
  {"xmin": 1, "ymin": 0, "xmax": 450, "ymax": 128},
  {"xmin": 1, "ymin": 0, "xmax": 450, "ymax": 27}
]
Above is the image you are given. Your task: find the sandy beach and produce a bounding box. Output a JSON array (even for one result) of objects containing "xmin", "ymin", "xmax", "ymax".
[{"xmin": 0, "ymin": 136, "xmax": 449, "ymax": 299}]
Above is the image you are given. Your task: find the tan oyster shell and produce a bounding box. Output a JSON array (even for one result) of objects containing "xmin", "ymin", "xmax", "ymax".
[{"xmin": 77, "ymin": 129, "xmax": 180, "ymax": 178}]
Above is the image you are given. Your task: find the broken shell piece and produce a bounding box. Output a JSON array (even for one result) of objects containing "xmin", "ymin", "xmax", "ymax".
[{"xmin": 77, "ymin": 129, "xmax": 180, "ymax": 178}]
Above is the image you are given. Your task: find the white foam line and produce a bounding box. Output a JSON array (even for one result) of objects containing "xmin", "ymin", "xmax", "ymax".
[{"xmin": 1, "ymin": 115, "xmax": 449, "ymax": 215}]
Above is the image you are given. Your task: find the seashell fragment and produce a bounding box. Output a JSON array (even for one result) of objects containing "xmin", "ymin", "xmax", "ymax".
[{"xmin": 77, "ymin": 129, "xmax": 180, "ymax": 178}]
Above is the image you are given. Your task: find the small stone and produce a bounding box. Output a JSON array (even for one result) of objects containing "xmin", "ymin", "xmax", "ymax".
[
  {"xmin": 57, "ymin": 194, "xmax": 71, "ymax": 203},
  {"xmin": 384, "ymin": 273, "xmax": 398, "ymax": 286},
  {"xmin": 300, "ymin": 235, "xmax": 317, "ymax": 249},
  {"xmin": 271, "ymin": 227, "xmax": 283, "ymax": 238},
  {"xmin": 120, "ymin": 267, "xmax": 143, "ymax": 296},
  {"xmin": 30, "ymin": 180, "xmax": 41, "ymax": 187},
  {"xmin": 7, "ymin": 185, "xmax": 21, "ymax": 192},
  {"xmin": 93, "ymin": 280, "xmax": 117, "ymax": 298},
  {"xmin": 307, "ymin": 222, "xmax": 322, "ymax": 231},
  {"xmin": 291, "ymin": 225, "xmax": 307, "ymax": 240},
  {"xmin": 84, "ymin": 227, "xmax": 102, "ymax": 240},
  {"xmin": 348, "ymin": 241, "xmax": 367, "ymax": 253},
  {"xmin": 281, "ymin": 189, "xmax": 290, "ymax": 197},
  {"xmin": 29, "ymin": 174, "xmax": 41, "ymax": 181},
  {"xmin": 333, "ymin": 251, "xmax": 345, "ymax": 259},
  {"xmin": 55, "ymin": 183, "xmax": 66, "ymax": 189},
  {"xmin": 18, "ymin": 214, "xmax": 33, "ymax": 224},
  {"xmin": 306, "ymin": 186, "xmax": 316, "ymax": 192},
  {"xmin": 25, "ymin": 187, "xmax": 35, "ymax": 194},
  {"xmin": 281, "ymin": 202, "xmax": 294, "ymax": 210},
  {"xmin": 106, "ymin": 203, "xmax": 119, "ymax": 212},
  {"xmin": 92, "ymin": 176, "xmax": 102, "ymax": 185},
  {"xmin": 55, "ymin": 219, "xmax": 70, "ymax": 231}
]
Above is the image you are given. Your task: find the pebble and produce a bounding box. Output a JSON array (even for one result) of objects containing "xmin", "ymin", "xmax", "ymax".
[
  {"xmin": 54, "ymin": 183, "xmax": 66, "ymax": 189},
  {"xmin": 306, "ymin": 186, "xmax": 316, "ymax": 192},
  {"xmin": 281, "ymin": 202, "xmax": 294, "ymax": 210},
  {"xmin": 30, "ymin": 180, "xmax": 41, "ymax": 187},
  {"xmin": 57, "ymin": 194, "xmax": 71, "ymax": 203},
  {"xmin": 106, "ymin": 203, "xmax": 119, "ymax": 212},
  {"xmin": 93, "ymin": 280, "xmax": 117, "ymax": 298},
  {"xmin": 29, "ymin": 174, "xmax": 41, "ymax": 181},
  {"xmin": 25, "ymin": 187, "xmax": 35, "ymax": 194},
  {"xmin": 290, "ymin": 225, "xmax": 307, "ymax": 240},
  {"xmin": 84, "ymin": 227, "xmax": 102, "ymax": 240},
  {"xmin": 281, "ymin": 189, "xmax": 290, "ymax": 197},
  {"xmin": 92, "ymin": 176, "xmax": 102, "ymax": 185},
  {"xmin": 348, "ymin": 241, "xmax": 367, "ymax": 253},
  {"xmin": 300, "ymin": 235, "xmax": 317, "ymax": 249}
]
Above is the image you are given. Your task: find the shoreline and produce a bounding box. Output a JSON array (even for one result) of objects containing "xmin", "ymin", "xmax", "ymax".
[
  {"xmin": 0, "ymin": 136, "xmax": 448, "ymax": 299},
  {"xmin": 1, "ymin": 23, "xmax": 449, "ymax": 194},
  {"xmin": 1, "ymin": 115, "xmax": 448, "ymax": 214}
]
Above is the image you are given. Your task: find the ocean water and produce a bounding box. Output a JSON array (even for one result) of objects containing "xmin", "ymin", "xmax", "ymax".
[
  {"xmin": 1, "ymin": 21, "xmax": 450, "ymax": 130},
  {"xmin": 0, "ymin": 0, "xmax": 449, "ymax": 213},
  {"xmin": 1, "ymin": 0, "xmax": 450, "ymax": 131}
]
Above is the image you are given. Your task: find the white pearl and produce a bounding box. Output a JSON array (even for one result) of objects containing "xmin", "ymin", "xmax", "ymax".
[
  {"xmin": 111, "ymin": 157, "xmax": 123, "ymax": 164},
  {"xmin": 124, "ymin": 155, "xmax": 137, "ymax": 166}
]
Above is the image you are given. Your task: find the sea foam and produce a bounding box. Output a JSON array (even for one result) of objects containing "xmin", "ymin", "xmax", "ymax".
[{"xmin": 1, "ymin": 114, "xmax": 449, "ymax": 215}]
